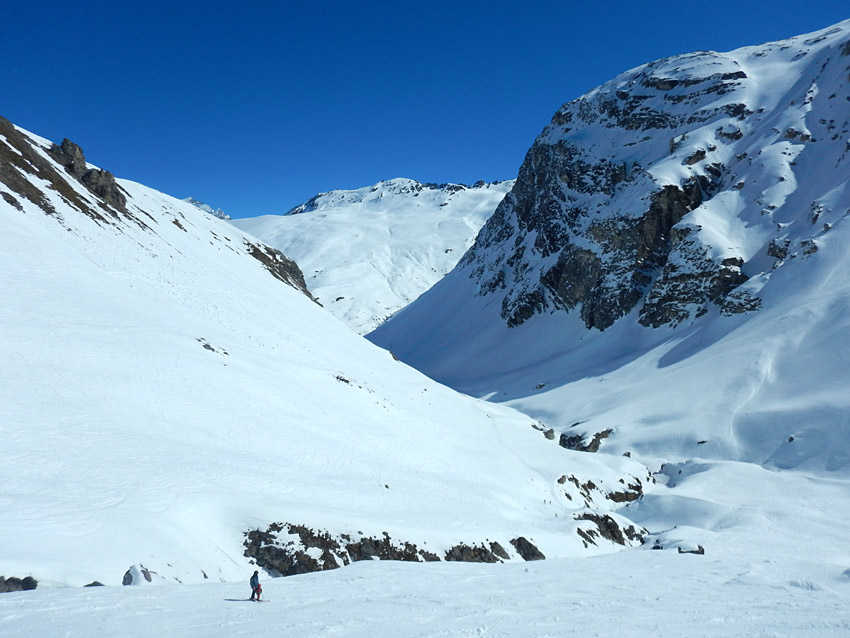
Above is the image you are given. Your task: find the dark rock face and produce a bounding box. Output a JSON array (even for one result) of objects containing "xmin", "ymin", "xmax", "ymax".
[
  {"xmin": 510, "ymin": 537, "xmax": 545, "ymax": 560},
  {"xmin": 122, "ymin": 565, "xmax": 154, "ymax": 585},
  {"xmin": 244, "ymin": 240, "xmax": 319, "ymax": 303},
  {"xmin": 444, "ymin": 543, "xmax": 502, "ymax": 563},
  {"xmin": 49, "ymin": 138, "xmax": 127, "ymax": 211},
  {"xmin": 559, "ymin": 428, "xmax": 613, "ymax": 452},
  {"xmin": 457, "ymin": 50, "xmax": 769, "ymax": 332},
  {"xmin": 49, "ymin": 138, "xmax": 88, "ymax": 179},
  {"xmin": 81, "ymin": 168, "xmax": 126, "ymax": 210},
  {"xmin": 0, "ymin": 117, "xmax": 101, "ymax": 223},
  {"xmin": 606, "ymin": 479, "xmax": 644, "ymax": 503},
  {"xmin": 575, "ymin": 513, "xmax": 645, "ymax": 546},
  {"xmin": 0, "ymin": 575, "xmax": 38, "ymax": 593},
  {"xmin": 243, "ymin": 522, "xmax": 545, "ymax": 577}
]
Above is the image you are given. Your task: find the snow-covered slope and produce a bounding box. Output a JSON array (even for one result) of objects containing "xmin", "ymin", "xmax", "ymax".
[
  {"xmin": 231, "ymin": 178, "xmax": 512, "ymax": 333},
  {"xmin": 4, "ymin": 550, "xmax": 850, "ymax": 637},
  {"xmin": 370, "ymin": 21, "xmax": 850, "ymax": 564},
  {"xmin": 0, "ymin": 118, "xmax": 643, "ymax": 589},
  {"xmin": 371, "ymin": 21, "xmax": 850, "ymax": 462}
]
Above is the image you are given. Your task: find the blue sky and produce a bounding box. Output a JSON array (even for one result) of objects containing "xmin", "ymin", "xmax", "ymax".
[{"xmin": 4, "ymin": 1, "xmax": 848, "ymax": 218}]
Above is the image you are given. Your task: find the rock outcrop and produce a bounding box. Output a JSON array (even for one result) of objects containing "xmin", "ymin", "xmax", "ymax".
[
  {"xmin": 0, "ymin": 575, "xmax": 38, "ymax": 593},
  {"xmin": 455, "ymin": 28, "xmax": 850, "ymax": 332},
  {"xmin": 243, "ymin": 522, "xmax": 546, "ymax": 577},
  {"xmin": 48, "ymin": 138, "xmax": 127, "ymax": 210},
  {"xmin": 243, "ymin": 240, "xmax": 318, "ymax": 303}
]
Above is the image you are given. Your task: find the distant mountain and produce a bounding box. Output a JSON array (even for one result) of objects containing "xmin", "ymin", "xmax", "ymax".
[
  {"xmin": 0, "ymin": 118, "xmax": 644, "ymax": 587},
  {"xmin": 232, "ymin": 178, "xmax": 513, "ymax": 334},
  {"xmin": 371, "ymin": 22, "xmax": 850, "ymax": 472},
  {"xmin": 183, "ymin": 196, "xmax": 231, "ymax": 220}
]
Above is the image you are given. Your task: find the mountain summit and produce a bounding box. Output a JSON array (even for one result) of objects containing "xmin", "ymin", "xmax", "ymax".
[{"xmin": 454, "ymin": 21, "xmax": 850, "ymax": 332}]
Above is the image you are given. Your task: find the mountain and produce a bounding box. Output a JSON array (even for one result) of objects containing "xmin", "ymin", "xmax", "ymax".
[
  {"xmin": 370, "ymin": 21, "xmax": 850, "ymax": 565},
  {"xmin": 0, "ymin": 117, "xmax": 645, "ymax": 588},
  {"xmin": 231, "ymin": 178, "xmax": 513, "ymax": 334},
  {"xmin": 183, "ymin": 196, "xmax": 231, "ymax": 220}
]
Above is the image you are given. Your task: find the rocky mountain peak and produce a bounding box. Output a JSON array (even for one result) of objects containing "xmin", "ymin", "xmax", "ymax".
[
  {"xmin": 285, "ymin": 178, "xmax": 508, "ymax": 216},
  {"xmin": 459, "ymin": 21, "xmax": 850, "ymax": 331},
  {"xmin": 183, "ymin": 196, "xmax": 231, "ymax": 220}
]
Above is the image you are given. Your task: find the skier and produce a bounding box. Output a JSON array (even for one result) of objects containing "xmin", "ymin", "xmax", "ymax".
[{"xmin": 249, "ymin": 570, "xmax": 261, "ymax": 601}]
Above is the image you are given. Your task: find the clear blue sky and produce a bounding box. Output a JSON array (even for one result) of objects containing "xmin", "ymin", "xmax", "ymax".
[{"xmin": 4, "ymin": 1, "xmax": 848, "ymax": 218}]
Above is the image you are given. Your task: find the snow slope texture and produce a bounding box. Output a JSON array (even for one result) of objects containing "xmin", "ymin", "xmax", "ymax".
[
  {"xmin": 0, "ymin": 119, "xmax": 643, "ymax": 588},
  {"xmin": 232, "ymin": 178, "xmax": 513, "ymax": 333}
]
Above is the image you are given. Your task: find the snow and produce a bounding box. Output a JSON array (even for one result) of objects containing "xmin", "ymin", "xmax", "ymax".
[
  {"xmin": 231, "ymin": 178, "xmax": 513, "ymax": 333},
  {"xmin": 1, "ymin": 127, "xmax": 645, "ymax": 593},
  {"xmin": 365, "ymin": 18, "xmax": 850, "ymax": 635},
  {"xmin": 4, "ymin": 19, "xmax": 850, "ymax": 638},
  {"xmin": 3, "ymin": 552, "xmax": 850, "ymax": 637}
]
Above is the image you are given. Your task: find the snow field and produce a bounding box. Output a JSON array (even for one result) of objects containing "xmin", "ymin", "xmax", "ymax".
[
  {"xmin": 1, "ymin": 146, "xmax": 646, "ymax": 589},
  {"xmin": 2, "ymin": 551, "xmax": 850, "ymax": 637}
]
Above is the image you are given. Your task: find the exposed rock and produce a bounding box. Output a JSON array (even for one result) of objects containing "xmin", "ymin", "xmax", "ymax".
[
  {"xmin": 575, "ymin": 513, "xmax": 645, "ymax": 546},
  {"xmin": 0, "ymin": 117, "xmax": 101, "ymax": 223},
  {"xmin": 510, "ymin": 537, "xmax": 545, "ymax": 560},
  {"xmin": 685, "ymin": 149, "xmax": 707, "ymax": 165},
  {"xmin": 348, "ymin": 533, "xmax": 430, "ymax": 563},
  {"xmin": 81, "ymin": 168, "xmax": 127, "ymax": 210},
  {"xmin": 489, "ymin": 541, "xmax": 511, "ymax": 560},
  {"xmin": 678, "ymin": 545, "xmax": 705, "ymax": 555},
  {"xmin": 49, "ymin": 138, "xmax": 88, "ymax": 180},
  {"xmin": 49, "ymin": 138, "xmax": 127, "ymax": 210},
  {"xmin": 122, "ymin": 564, "xmax": 156, "ymax": 585},
  {"xmin": 720, "ymin": 287, "xmax": 762, "ymax": 315},
  {"xmin": 454, "ymin": 48, "xmax": 769, "ymax": 333},
  {"xmin": 767, "ymin": 238, "xmax": 790, "ymax": 262},
  {"xmin": 244, "ymin": 240, "xmax": 319, "ymax": 302},
  {"xmin": 445, "ymin": 543, "xmax": 501, "ymax": 563},
  {"xmin": 0, "ymin": 575, "xmax": 38, "ymax": 593},
  {"xmin": 717, "ymin": 124, "xmax": 743, "ymax": 141},
  {"xmin": 243, "ymin": 522, "xmax": 550, "ymax": 577},
  {"xmin": 606, "ymin": 479, "xmax": 644, "ymax": 503},
  {"xmin": 84, "ymin": 581, "xmax": 105, "ymax": 587},
  {"xmin": 1, "ymin": 191, "xmax": 22, "ymax": 211},
  {"xmin": 559, "ymin": 428, "xmax": 612, "ymax": 452}
]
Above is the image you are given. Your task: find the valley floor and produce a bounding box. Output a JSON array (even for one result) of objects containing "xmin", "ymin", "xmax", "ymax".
[{"xmin": 3, "ymin": 549, "xmax": 849, "ymax": 637}]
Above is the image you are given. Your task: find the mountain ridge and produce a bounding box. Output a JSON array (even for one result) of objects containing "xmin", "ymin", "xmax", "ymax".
[{"xmin": 232, "ymin": 177, "xmax": 514, "ymax": 333}]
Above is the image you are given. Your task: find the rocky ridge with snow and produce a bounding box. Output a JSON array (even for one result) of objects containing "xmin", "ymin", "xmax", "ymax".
[
  {"xmin": 232, "ymin": 178, "xmax": 513, "ymax": 333},
  {"xmin": 455, "ymin": 22, "xmax": 850, "ymax": 331},
  {"xmin": 183, "ymin": 196, "xmax": 231, "ymax": 220}
]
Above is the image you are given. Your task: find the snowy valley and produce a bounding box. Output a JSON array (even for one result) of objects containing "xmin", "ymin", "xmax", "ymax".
[
  {"xmin": 231, "ymin": 178, "xmax": 513, "ymax": 334},
  {"xmin": 0, "ymin": 120, "xmax": 645, "ymax": 587},
  {"xmin": 3, "ymin": 18, "xmax": 850, "ymax": 638}
]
